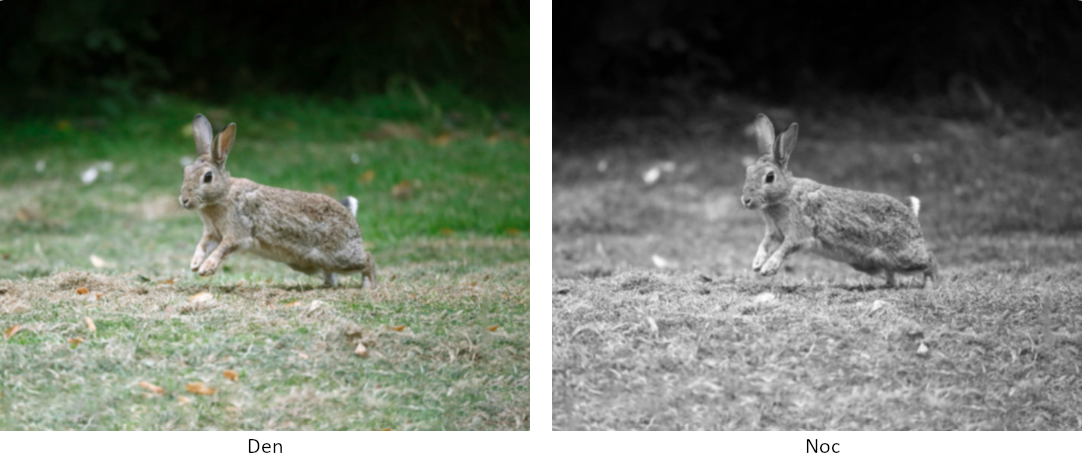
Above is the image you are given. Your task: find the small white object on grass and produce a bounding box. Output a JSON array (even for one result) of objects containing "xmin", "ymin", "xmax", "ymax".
[
  {"xmin": 35, "ymin": 160, "xmax": 46, "ymax": 173},
  {"xmin": 350, "ymin": 153, "xmax": 360, "ymax": 164},
  {"xmin": 651, "ymin": 254, "xmax": 679, "ymax": 269},
  {"xmin": 80, "ymin": 167, "xmax": 99, "ymax": 184},
  {"xmin": 868, "ymin": 299, "xmax": 889, "ymax": 315},
  {"xmin": 597, "ymin": 159, "xmax": 608, "ymax": 173},
  {"xmin": 89, "ymin": 254, "xmax": 107, "ymax": 268},
  {"xmin": 752, "ymin": 292, "xmax": 776, "ymax": 304},
  {"xmin": 916, "ymin": 342, "xmax": 930, "ymax": 356},
  {"xmin": 643, "ymin": 166, "xmax": 661, "ymax": 184},
  {"xmin": 646, "ymin": 317, "xmax": 659, "ymax": 336}
]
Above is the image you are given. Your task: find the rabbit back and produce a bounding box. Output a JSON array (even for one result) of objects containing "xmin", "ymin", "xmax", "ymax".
[
  {"xmin": 788, "ymin": 179, "xmax": 933, "ymax": 274},
  {"xmin": 220, "ymin": 179, "xmax": 368, "ymax": 273}
]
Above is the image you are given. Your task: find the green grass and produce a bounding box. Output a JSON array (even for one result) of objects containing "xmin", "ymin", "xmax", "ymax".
[
  {"xmin": 552, "ymin": 98, "xmax": 1082, "ymax": 430},
  {"xmin": 0, "ymin": 91, "xmax": 529, "ymax": 430}
]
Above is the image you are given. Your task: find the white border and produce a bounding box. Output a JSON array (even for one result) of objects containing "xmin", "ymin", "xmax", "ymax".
[{"xmin": 530, "ymin": 0, "xmax": 554, "ymax": 434}]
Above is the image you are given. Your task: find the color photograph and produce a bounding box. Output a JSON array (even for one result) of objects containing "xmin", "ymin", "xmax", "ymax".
[{"xmin": 0, "ymin": 0, "xmax": 529, "ymax": 430}]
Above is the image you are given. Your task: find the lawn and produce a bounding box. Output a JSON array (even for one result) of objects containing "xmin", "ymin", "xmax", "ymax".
[
  {"xmin": 552, "ymin": 96, "xmax": 1082, "ymax": 430},
  {"xmin": 0, "ymin": 90, "xmax": 530, "ymax": 430}
]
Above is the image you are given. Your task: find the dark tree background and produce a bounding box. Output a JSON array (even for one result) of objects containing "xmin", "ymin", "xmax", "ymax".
[
  {"xmin": 0, "ymin": 0, "xmax": 528, "ymax": 115},
  {"xmin": 555, "ymin": 0, "xmax": 1082, "ymax": 114}
]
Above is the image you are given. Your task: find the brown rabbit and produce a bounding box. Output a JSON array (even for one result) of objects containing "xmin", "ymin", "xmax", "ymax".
[
  {"xmin": 179, "ymin": 114, "xmax": 377, "ymax": 288},
  {"xmin": 740, "ymin": 114, "xmax": 937, "ymax": 287}
]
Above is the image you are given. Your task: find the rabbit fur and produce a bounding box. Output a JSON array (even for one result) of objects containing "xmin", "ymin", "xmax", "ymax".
[
  {"xmin": 740, "ymin": 114, "xmax": 937, "ymax": 287},
  {"xmin": 179, "ymin": 114, "xmax": 377, "ymax": 288}
]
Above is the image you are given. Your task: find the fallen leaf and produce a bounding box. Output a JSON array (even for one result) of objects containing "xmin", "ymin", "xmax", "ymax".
[
  {"xmin": 185, "ymin": 382, "xmax": 216, "ymax": 395},
  {"xmin": 392, "ymin": 180, "xmax": 414, "ymax": 199},
  {"xmin": 177, "ymin": 396, "xmax": 192, "ymax": 405},
  {"xmin": 4, "ymin": 324, "xmax": 20, "ymax": 340},
  {"xmin": 488, "ymin": 325, "xmax": 499, "ymax": 332},
  {"xmin": 284, "ymin": 301, "xmax": 301, "ymax": 307},
  {"xmin": 868, "ymin": 299, "xmax": 889, "ymax": 315},
  {"xmin": 68, "ymin": 337, "xmax": 84, "ymax": 347},
  {"xmin": 76, "ymin": 287, "xmax": 89, "ymax": 295},
  {"xmin": 189, "ymin": 292, "xmax": 213, "ymax": 304},
  {"xmin": 139, "ymin": 381, "xmax": 164, "ymax": 394},
  {"xmin": 430, "ymin": 132, "xmax": 452, "ymax": 147},
  {"xmin": 94, "ymin": 293, "xmax": 103, "ymax": 301},
  {"xmin": 354, "ymin": 342, "xmax": 369, "ymax": 358},
  {"xmin": 297, "ymin": 352, "xmax": 309, "ymax": 360},
  {"xmin": 222, "ymin": 370, "xmax": 239, "ymax": 382},
  {"xmin": 304, "ymin": 300, "xmax": 326, "ymax": 316},
  {"xmin": 359, "ymin": 169, "xmax": 376, "ymax": 184},
  {"xmin": 378, "ymin": 428, "xmax": 392, "ymax": 431},
  {"xmin": 85, "ymin": 317, "xmax": 96, "ymax": 333},
  {"xmin": 160, "ymin": 278, "xmax": 175, "ymax": 285},
  {"xmin": 15, "ymin": 208, "xmax": 31, "ymax": 222},
  {"xmin": 89, "ymin": 254, "xmax": 106, "ymax": 268},
  {"xmin": 439, "ymin": 227, "xmax": 454, "ymax": 236},
  {"xmin": 917, "ymin": 342, "xmax": 930, "ymax": 357},
  {"xmin": 646, "ymin": 317, "xmax": 659, "ymax": 335},
  {"xmin": 392, "ymin": 325, "xmax": 406, "ymax": 332}
]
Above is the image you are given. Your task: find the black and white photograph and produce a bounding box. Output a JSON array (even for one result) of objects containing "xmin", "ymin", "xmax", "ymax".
[{"xmin": 553, "ymin": 0, "xmax": 1082, "ymax": 430}]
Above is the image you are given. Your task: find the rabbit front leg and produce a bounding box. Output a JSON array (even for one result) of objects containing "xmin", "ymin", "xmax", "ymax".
[
  {"xmin": 189, "ymin": 232, "xmax": 215, "ymax": 271},
  {"xmin": 751, "ymin": 227, "xmax": 782, "ymax": 272},
  {"xmin": 758, "ymin": 238, "xmax": 804, "ymax": 276},
  {"xmin": 197, "ymin": 238, "xmax": 237, "ymax": 277}
]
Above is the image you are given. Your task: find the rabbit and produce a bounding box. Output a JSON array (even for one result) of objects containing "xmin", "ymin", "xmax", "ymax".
[
  {"xmin": 740, "ymin": 113, "xmax": 937, "ymax": 287},
  {"xmin": 179, "ymin": 114, "xmax": 377, "ymax": 288}
]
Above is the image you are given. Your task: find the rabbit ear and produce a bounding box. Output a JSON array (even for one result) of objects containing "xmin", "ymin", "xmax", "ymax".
[
  {"xmin": 211, "ymin": 123, "xmax": 236, "ymax": 168},
  {"xmin": 754, "ymin": 114, "xmax": 775, "ymax": 157},
  {"xmin": 193, "ymin": 114, "xmax": 213, "ymax": 159},
  {"xmin": 775, "ymin": 122, "xmax": 798, "ymax": 169}
]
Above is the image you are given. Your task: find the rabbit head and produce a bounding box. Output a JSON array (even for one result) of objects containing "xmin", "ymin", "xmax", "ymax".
[
  {"xmin": 180, "ymin": 114, "xmax": 236, "ymax": 210},
  {"xmin": 741, "ymin": 114, "xmax": 798, "ymax": 210}
]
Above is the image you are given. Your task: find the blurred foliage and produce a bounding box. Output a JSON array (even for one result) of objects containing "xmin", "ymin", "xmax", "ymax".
[
  {"xmin": 555, "ymin": 0, "xmax": 1082, "ymax": 110},
  {"xmin": 0, "ymin": 0, "xmax": 527, "ymax": 117}
]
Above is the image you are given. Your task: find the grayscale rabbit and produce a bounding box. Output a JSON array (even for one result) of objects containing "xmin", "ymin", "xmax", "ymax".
[
  {"xmin": 179, "ymin": 114, "xmax": 377, "ymax": 288},
  {"xmin": 740, "ymin": 114, "xmax": 937, "ymax": 287}
]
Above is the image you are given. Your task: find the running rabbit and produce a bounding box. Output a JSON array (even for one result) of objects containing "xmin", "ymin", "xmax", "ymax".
[
  {"xmin": 179, "ymin": 114, "xmax": 377, "ymax": 288},
  {"xmin": 740, "ymin": 114, "xmax": 937, "ymax": 287}
]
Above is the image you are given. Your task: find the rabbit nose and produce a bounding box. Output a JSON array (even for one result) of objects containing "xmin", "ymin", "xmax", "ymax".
[
  {"xmin": 180, "ymin": 196, "xmax": 190, "ymax": 208},
  {"xmin": 741, "ymin": 196, "xmax": 753, "ymax": 208}
]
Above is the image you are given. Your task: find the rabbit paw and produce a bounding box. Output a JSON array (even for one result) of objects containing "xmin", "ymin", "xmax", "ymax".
[
  {"xmin": 751, "ymin": 254, "xmax": 767, "ymax": 272},
  {"xmin": 197, "ymin": 258, "xmax": 219, "ymax": 276},
  {"xmin": 190, "ymin": 253, "xmax": 205, "ymax": 272},
  {"xmin": 758, "ymin": 259, "xmax": 781, "ymax": 276}
]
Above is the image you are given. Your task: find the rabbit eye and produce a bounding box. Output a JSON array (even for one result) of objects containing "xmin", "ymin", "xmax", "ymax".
[
  {"xmin": 203, "ymin": 171, "xmax": 213, "ymax": 183},
  {"xmin": 765, "ymin": 172, "xmax": 775, "ymax": 183}
]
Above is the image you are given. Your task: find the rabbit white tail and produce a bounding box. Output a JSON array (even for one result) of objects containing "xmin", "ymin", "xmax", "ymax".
[
  {"xmin": 341, "ymin": 196, "xmax": 358, "ymax": 217},
  {"xmin": 909, "ymin": 196, "xmax": 921, "ymax": 217}
]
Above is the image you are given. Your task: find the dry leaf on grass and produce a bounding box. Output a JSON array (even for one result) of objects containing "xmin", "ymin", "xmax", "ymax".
[
  {"xmin": 76, "ymin": 287, "xmax": 89, "ymax": 295},
  {"xmin": 185, "ymin": 382, "xmax": 216, "ymax": 395},
  {"xmin": 94, "ymin": 293, "xmax": 103, "ymax": 301},
  {"xmin": 354, "ymin": 342, "xmax": 369, "ymax": 358},
  {"xmin": 391, "ymin": 180, "xmax": 414, "ymax": 200},
  {"xmin": 223, "ymin": 370, "xmax": 239, "ymax": 382},
  {"xmin": 139, "ymin": 381, "xmax": 164, "ymax": 394},
  {"xmin": 90, "ymin": 254, "xmax": 106, "ymax": 268},
  {"xmin": 4, "ymin": 324, "xmax": 20, "ymax": 340},
  {"xmin": 160, "ymin": 278, "xmax": 174, "ymax": 285},
  {"xmin": 85, "ymin": 317, "xmax": 96, "ymax": 333},
  {"xmin": 177, "ymin": 396, "xmax": 192, "ymax": 405},
  {"xmin": 392, "ymin": 325, "xmax": 406, "ymax": 332},
  {"xmin": 68, "ymin": 337, "xmax": 84, "ymax": 347},
  {"xmin": 283, "ymin": 301, "xmax": 301, "ymax": 307},
  {"xmin": 488, "ymin": 325, "xmax": 499, "ymax": 332},
  {"xmin": 359, "ymin": 169, "xmax": 376, "ymax": 184},
  {"xmin": 297, "ymin": 352, "xmax": 309, "ymax": 360}
]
